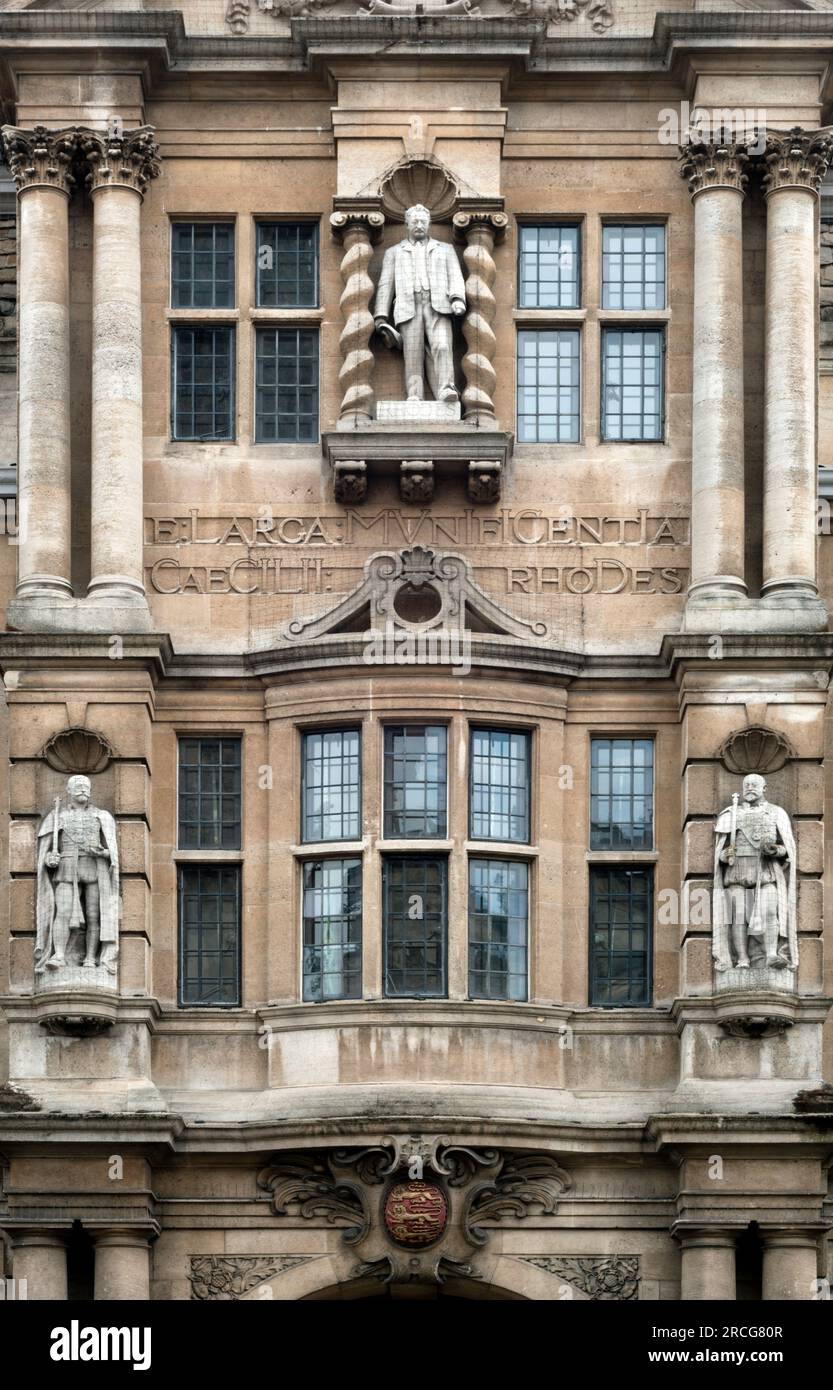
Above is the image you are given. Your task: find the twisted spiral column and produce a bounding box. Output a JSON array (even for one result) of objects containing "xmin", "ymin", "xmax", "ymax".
[
  {"xmin": 453, "ymin": 210, "xmax": 507, "ymax": 427},
  {"xmin": 330, "ymin": 209, "xmax": 384, "ymax": 427}
]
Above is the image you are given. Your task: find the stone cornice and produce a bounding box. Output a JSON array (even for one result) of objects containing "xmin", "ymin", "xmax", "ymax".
[
  {"xmin": 763, "ymin": 126, "xmax": 833, "ymax": 196},
  {"xmin": 678, "ymin": 137, "xmax": 750, "ymax": 200},
  {"xmin": 80, "ymin": 126, "xmax": 162, "ymax": 198},
  {"xmin": 0, "ymin": 124, "xmax": 79, "ymax": 195}
]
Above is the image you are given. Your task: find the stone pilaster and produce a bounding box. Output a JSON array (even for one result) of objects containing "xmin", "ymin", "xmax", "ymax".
[
  {"xmin": 81, "ymin": 127, "xmax": 160, "ymax": 627},
  {"xmin": 761, "ymin": 128, "xmax": 833, "ymax": 622},
  {"xmin": 678, "ymin": 138, "xmax": 749, "ymax": 613},
  {"xmin": 452, "ymin": 207, "xmax": 508, "ymax": 427},
  {"xmin": 330, "ymin": 204, "xmax": 384, "ymax": 428},
  {"xmin": 0, "ymin": 126, "xmax": 79, "ymax": 621}
]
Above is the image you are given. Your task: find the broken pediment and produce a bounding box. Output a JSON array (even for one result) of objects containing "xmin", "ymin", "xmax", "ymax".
[{"xmin": 283, "ymin": 544, "xmax": 549, "ymax": 646}]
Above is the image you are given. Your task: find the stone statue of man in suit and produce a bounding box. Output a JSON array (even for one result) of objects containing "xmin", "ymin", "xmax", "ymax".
[{"xmin": 374, "ymin": 203, "xmax": 466, "ymax": 404}]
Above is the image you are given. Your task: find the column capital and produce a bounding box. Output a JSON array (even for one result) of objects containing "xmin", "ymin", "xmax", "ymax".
[
  {"xmin": 80, "ymin": 125, "xmax": 161, "ymax": 199},
  {"xmin": 453, "ymin": 207, "xmax": 509, "ymax": 243},
  {"xmin": 763, "ymin": 127, "xmax": 833, "ymax": 196},
  {"xmin": 679, "ymin": 137, "xmax": 750, "ymax": 199},
  {"xmin": 0, "ymin": 125, "xmax": 79, "ymax": 196},
  {"xmin": 329, "ymin": 206, "xmax": 385, "ymax": 244}
]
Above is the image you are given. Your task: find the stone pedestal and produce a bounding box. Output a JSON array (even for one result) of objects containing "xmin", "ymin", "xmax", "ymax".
[
  {"xmin": 12, "ymin": 1229, "xmax": 68, "ymax": 1300},
  {"xmin": 679, "ymin": 1229, "xmax": 737, "ymax": 1300}
]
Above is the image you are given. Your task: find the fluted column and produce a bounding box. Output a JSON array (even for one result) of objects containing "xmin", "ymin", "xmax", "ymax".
[
  {"xmin": 11, "ymin": 1229, "xmax": 68, "ymax": 1300},
  {"xmin": 0, "ymin": 126, "xmax": 78, "ymax": 612},
  {"xmin": 81, "ymin": 126, "xmax": 160, "ymax": 618},
  {"xmin": 679, "ymin": 138, "xmax": 749, "ymax": 605},
  {"xmin": 761, "ymin": 1229, "xmax": 819, "ymax": 1301},
  {"xmin": 330, "ymin": 207, "xmax": 384, "ymax": 428},
  {"xmin": 762, "ymin": 129, "xmax": 832, "ymax": 608},
  {"xmin": 453, "ymin": 209, "xmax": 508, "ymax": 427},
  {"xmin": 679, "ymin": 1228, "xmax": 737, "ymax": 1300},
  {"xmin": 93, "ymin": 1227, "xmax": 152, "ymax": 1300}
]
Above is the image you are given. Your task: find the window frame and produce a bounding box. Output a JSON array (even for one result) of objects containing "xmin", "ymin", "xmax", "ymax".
[
  {"xmin": 601, "ymin": 221, "xmax": 667, "ymax": 312},
  {"xmin": 600, "ymin": 325, "xmax": 665, "ymax": 444},
  {"xmin": 170, "ymin": 321, "xmax": 237, "ymax": 443},
  {"xmin": 589, "ymin": 735, "xmax": 655, "ymax": 852},
  {"xmin": 516, "ymin": 326, "xmax": 582, "ymax": 445},
  {"xmin": 253, "ymin": 323, "xmax": 320, "ymax": 446},
  {"xmin": 177, "ymin": 734, "xmax": 243, "ymax": 852},
  {"xmin": 300, "ymin": 726, "xmax": 362, "ymax": 845},
  {"xmin": 254, "ymin": 218, "xmax": 320, "ymax": 310},
  {"xmin": 177, "ymin": 862, "xmax": 242, "ymax": 1008},
  {"xmin": 468, "ymin": 725, "xmax": 532, "ymax": 844},
  {"xmin": 588, "ymin": 863, "xmax": 653, "ymax": 1009},
  {"xmin": 382, "ymin": 723, "xmax": 449, "ymax": 841},
  {"xmin": 517, "ymin": 220, "xmax": 582, "ymax": 311},
  {"xmin": 468, "ymin": 855, "xmax": 530, "ymax": 1002},
  {"xmin": 301, "ymin": 855, "xmax": 363, "ymax": 1003},
  {"xmin": 382, "ymin": 854, "xmax": 448, "ymax": 999},
  {"xmin": 170, "ymin": 219, "xmax": 237, "ymax": 311}
]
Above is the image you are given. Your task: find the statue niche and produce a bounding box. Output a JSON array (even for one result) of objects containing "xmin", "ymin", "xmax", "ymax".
[
  {"xmin": 36, "ymin": 774, "xmax": 120, "ymax": 982},
  {"xmin": 712, "ymin": 773, "xmax": 797, "ymax": 989}
]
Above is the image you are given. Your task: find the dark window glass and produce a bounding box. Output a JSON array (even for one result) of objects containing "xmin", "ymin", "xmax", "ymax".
[
  {"xmin": 171, "ymin": 325, "xmax": 235, "ymax": 441},
  {"xmin": 469, "ymin": 858, "xmax": 528, "ymax": 1001},
  {"xmin": 383, "ymin": 857, "xmax": 447, "ymax": 998},
  {"xmin": 171, "ymin": 222, "xmax": 235, "ymax": 309},
  {"xmin": 590, "ymin": 737, "xmax": 653, "ymax": 850},
  {"xmin": 256, "ymin": 222, "xmax": 318, "ymax": 308},
  {"xmin": 255, "ymin": 327, "xmax": 319, "ymax": 444},
  {"xmin": 602, "ymin": 224, "xmax": 666, "ymax": 310},
  {"xmin": 301, "ymin": 729, "xmax": 361, "ymax": 843},
  {"xmin": 178, "ymin": 865, "xmax": 241, "ymax": 1006},
  {"xmin": 469, "ymin": 728, "xmax": 530, "ymax": 842},
  {"xmin": 601, "ymin": 328, "xmax": 663, "ymax": 441},
  {"xmin": 302, "ymin": 858, "xmax": 362, "ymax": 1002},
  {"xmin": 589, "ymin": 865, "xmax": 652, "ymax": 1007},
  {"xmin": 383, "ymin": 725, "xmax": 447, "ymax": 839},
  {"xmin": 178, "ymin": 737, "xmax": 242, "ymax": 850},
  {"xmin": 517, "ymin": 329, "xmax": 580, "ymax": 443},
  {"xmin": 518, "ymin": 224, "xmax": 580, "ymax": 309}
]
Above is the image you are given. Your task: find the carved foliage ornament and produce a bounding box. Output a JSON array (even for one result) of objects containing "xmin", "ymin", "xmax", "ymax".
[
  {"xmin": 0, "ymin": 125, "xmax": 79, "ymax": 194},
  {"xmin": 228, "ymin": 0, "xmax": 615, "ymax": 30},
  {"xmin": 678, "ymin": 136, "xmax": 750, "ymax": 198},
  {"xmin": 763, "ymin": 127, "xmax": 833, "ymax": 196},
  {"xmin": 0, "ymin": 125, "xmax": 161, "ymax": 200},
  {"xmin": 80, "ymin": 127, "xmax": 161, "ymax": 198},
  {"xmin": 519, "ymin": 1255, "xmax": 639, "ymax": 1301},
  {"xmin": 190, "ymin": 1255, "xmax": 318, "ymax": 1300}
]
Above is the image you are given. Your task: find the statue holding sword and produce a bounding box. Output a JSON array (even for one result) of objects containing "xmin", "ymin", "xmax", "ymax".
[{"xmin": 712, "ymin": 773, "xmax": 797, "ymax": 975}]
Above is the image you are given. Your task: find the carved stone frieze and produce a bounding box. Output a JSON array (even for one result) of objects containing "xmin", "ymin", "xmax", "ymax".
[
  {"xmin": 679, "ymin": 137, "xmax": 750, "ymax": 198},
  {"xmin": 518, "ymin": 1255, "xmax": 639, "ymax": 1300},
  {"xmin": 0, "ymin": 125, "xmax": 80, "ymax": 195},
  {"xmin": 763, "ymin": 127, "xmax": 833, "ymax": 196},
  {"xmin": 80, "ymin": 126, "xmax": 161, "ymax": 198},
  {"xmin": 506, "ymin": 0, "xmax": 613, "ymax": 27},
  {"xmin": 189, "ymin": 1254, "xmax": 318, "ymax": 1299}
]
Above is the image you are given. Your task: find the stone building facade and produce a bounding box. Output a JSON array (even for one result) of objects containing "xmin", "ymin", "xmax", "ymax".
[{"xmin": 0, "ymin": 0, "xmax": 832, "ymax": 1303}]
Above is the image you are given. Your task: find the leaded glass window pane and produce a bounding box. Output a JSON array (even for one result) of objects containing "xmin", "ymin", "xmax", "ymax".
[
  {"xmin": 171, "ymin": 325, "xmax": 235, "ymax": 441},
  {"xmin": 178, "ymin": 865, "xmax": 241, "ymax": 1006},
  {"xmin": 518, "ymin": 224, "xmax": 580, "ymax": 309},
  {"xmin": 602, "ymin": 224, "xmax": 666, "ymax": 310},
  {"xmin": 178, "ymin": 737, "xmax": 242, "ymax": 850},
  {"xmin": 517, "ymin": 329, "xmax": 581, "ymax": 443},
  {"xmin": 383, "ymin": 856, "xmax": 447, "ymax": 998},
  {"xmin": 256, "ymin": 222, "xmax": 318, "ymax": 308},
  {"xmin": 301, "ymin": 729, "xmax": 361, "ymax": 842},
  {"xmin": 590, "ymin": 737, "xmax": 653, "ymax": 850},
  {"xmin": 255, "ymin": 327, "xmax": 319, "ymax": 444},
  {"xmin": 302, "ymin": 858, "xmax": 362, "ymax": 1002},
  {"xmin": 468, "ymin": 858, "xmax": 528, "ymax": 1001},
  {"xmin": 383, "ymin": 725, "xmax": 447, "ymax": 839},
  {"xmin": 171, "ymin": 222, "xmax": 235, "ymax": 309},
  {"xmin": 589, "ymin": 865, "xmax": 652, "ymax": 1007},
  {"xmin": 601, "ymin": 328, "xmax": 663, "ymax": 441},
  {"xmin": 469, "ymin": 728, "xmax": 530, "ymax": 842}
]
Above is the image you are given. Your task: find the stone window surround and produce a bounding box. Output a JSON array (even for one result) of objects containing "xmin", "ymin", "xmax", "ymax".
[
  {"xmin": 513, "ymin": 212, "xmax": 671, "ymax": 449},
  {"xmin": 165, "ymin": 211, "xmax": 325, "ymax": 448}
]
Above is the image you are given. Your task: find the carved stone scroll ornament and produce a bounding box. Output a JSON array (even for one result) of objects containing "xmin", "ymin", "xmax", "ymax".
[
  {"xmin": 712, "ymin": 773, "xmax": 798, "ymax": 985},
  {"xmin": 79, "ymin": 126, "xmax": 161, "ymax": 198},
  {"xmin": 330, "ymin": 209, "xmax": 385, "ymax": 427},
  {"xmin": 257, "ymin": 1153, "xmax": 368, "ymax": 1243},
  {"xmin": 518, "ymin": 1255, "xmax": 639, "ymax": 1301},
  {"xmin": 465, "ymin": 1154, "xmax": 572, "ymax": 1246},
  {"xmin": 678, "ymin": 135, "xmax": 750, "ymax": 199},
  {"xmin": 763, "ymin": 127, "xmax": 833, "ymax": 196},
  {"xmin": 452, "ymin": 210, "xmax": 508, "ymax": 426},
  {"xmin": 283, "ymin": 544, "xmax": 549, "ymax": 645},
  {"xmin": 35, "ymin": 776, "xmax": 120, "ymax": 980}
]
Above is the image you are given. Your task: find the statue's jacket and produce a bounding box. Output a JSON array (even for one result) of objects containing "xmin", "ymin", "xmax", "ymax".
[
  {"xmin": 35, "ymin": 806, "xmax": 120, "ymax": 968},
  {"xmin": 374, "ymin": 236, "xmax": 467, "ymax": 326},
  {"xmin": 712, "ymin": 800, "xmax": 797, "ymax": 970}
]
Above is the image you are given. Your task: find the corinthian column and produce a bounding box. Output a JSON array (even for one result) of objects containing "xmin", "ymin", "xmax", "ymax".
[
  {"xmin": 762, "ymin": 129, "xmax": 832, "ymax": 614},
  {"xmin": 452, "ymin": 209, "xmax": 508, "ymax": 427},
  {"xmin": 330, "ymin": 206, "xmax": 384, "ymax": 428},
  {"xmin": 81, "ymin": 127, "xmax": 160, "ymax": 621},
  {"xmin": 679, "ymin": 137, "xmax": 749, "ymax": 607},
  {"xmin": 0, "ymin": 125, "xmax": 78, "ymax": 617}
]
